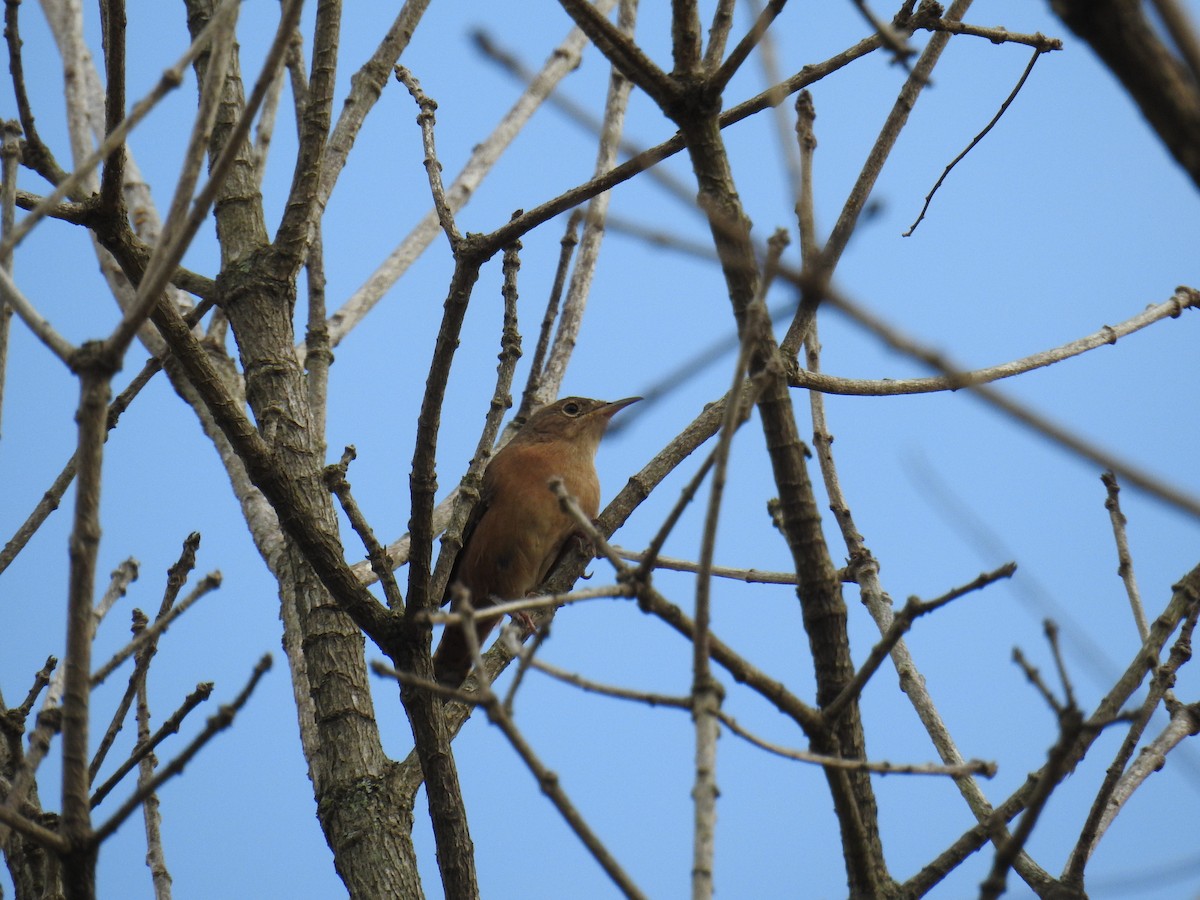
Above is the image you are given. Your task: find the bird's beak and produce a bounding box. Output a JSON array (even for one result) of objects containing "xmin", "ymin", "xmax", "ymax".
[{"xmin": 598, "ymin": 397, "xmax": 642, "ymax": 419}]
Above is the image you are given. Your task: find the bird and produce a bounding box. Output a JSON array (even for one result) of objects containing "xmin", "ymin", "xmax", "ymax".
[{"xmin": 432, "ymin": 396, "xmax": 640, "ymax": 686}]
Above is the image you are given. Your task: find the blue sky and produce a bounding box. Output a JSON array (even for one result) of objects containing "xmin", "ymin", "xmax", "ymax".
[{"xmin": 3, "ymin": 2, "xmax": 1199, "ymax": 898}]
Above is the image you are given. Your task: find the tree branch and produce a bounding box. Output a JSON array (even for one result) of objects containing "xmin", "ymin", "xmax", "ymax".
[{"xmin": 1051, "ymin": 0, "xmax": 1200, "ymax": 189}]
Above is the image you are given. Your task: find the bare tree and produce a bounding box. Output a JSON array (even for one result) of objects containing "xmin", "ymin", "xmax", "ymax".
[{"xmin": 2, "ymin": 1, "xmax": 1198, "ymax": 898}]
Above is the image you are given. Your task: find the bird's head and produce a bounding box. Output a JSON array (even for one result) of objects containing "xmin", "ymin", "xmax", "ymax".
[{"xmin": 515, "ymin": 396, "xmax": 641, "ymax": 457}]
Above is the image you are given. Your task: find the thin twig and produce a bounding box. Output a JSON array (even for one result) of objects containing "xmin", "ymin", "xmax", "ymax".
[
  {"xmin": 688, "ymin": 252, "xmax": 762, "ymax": 900},
  {"xmin": 710, "ymin": 0, "xmax": 787, "ymax": 93},
  {"xmin": 531, "ymin": 657, "xmax": 996, "ymax": 777},
  {"xmin": 94, "ymin": 558, "xmax": 139, "ymax": 623},
  {"xmin": 324, "ymin": 447, "xmax": 404, "ymax": 610},
  {"xmin": 498, "ymin": 237, "xmax": 525, "ymax": 409},
  {"xmin": 0, "ymin": 0, "xmax": 242, "ymax": 259},
  {"xmin": 109, "ymin": 0, "xmax": 302, "ymax": 359},
  {"xmin": 0, "ymin": 803, "xmax": 69, "ymax": 855},
  {"xmin": 369, "ymin": 659, "xmax": 486, "ymax": 705},
  {"xmin": 500, "ymin": 619, "xmax": 555, "ymax": 714},
  {"xmin": 0, "ymin": 267, "xmax": 78, "ymax": 363},
  {"xmin": 824, "ymin": 563, "xmax": 1017, "ymax": 723},
  {"xmin": 1012, "ymin": 646, "xmax": 1065, "ymax": 716},
  {"xmin": 793, "ymin": 90, "xmax": 818, "ymax": 273},
  {"xmin": 316, "ymin": 0, "xmax": 433, "ymax": 207},
  {"xmin": 537, "ymin": 0, "xmax": 637, "ymax": 404},
  {"xmin": 103, "ymin": 0, "xmax": 238, "ymax": 355},
  {"xmin": 0, "ymin": 120, "xmax": 19, "ymax": 436},
  {"xmin": 915, "ymin": 17, "xmax": 1063, "ymax": 52},
  {"xmin": 404, "ymin": 258, "xmax": 483, "ymax": 622},
  {"xmin": 619, "ymin": 545, "xmax": 799, "ymax": 584},
  {"xmin": 91, "ymin": 573, "xmax": 223, "ymax": 687},
  {"xmin": 91, "ymin": 611, "xmax": 154, "ymax": 783},
  {"xmin": 423, "ymin": 583, "xmax": 636, "ymax": 628},
  {"xmin": 904, "ymin": 46, "xmax": 1045, "ymax": 237},
  {"xmin": 522, "ymin": 211, "xmax": 581, "ymax": 409},
  {"xmin": 448, "ymin": 587, "xmax": 493, "ymax": 693},
  {"xmin": 91, "ymin": 655, "xmax": 273, "ymax": 846},
  {"xmin": 90, "ymin": 682, "xmax": 215, "ymax": 810},
  {"xmin": 136, "ymin": 664, "xmax": 173, "ymax": 899},
  {"xmin": 1062, "ymin": 602, "xmax": 1199, "ymax": 886},
  {"xmin": 476, "ymin": 668, "xmax": 648, "ymax": 899},
  {"xmin": 978, "ymin": 707, "xmax": 1086, "ymax": 900},
  {"xmin": 1101, "ymin": 471, "xmax": 1148, "ymax": 640},
  {"xmin": 530, "ymin": 657, "xmax": 692, "ymax": 708},
  {"xmin": 852, "ymin": 0, "xmax": 915, "ymax": 67},
  {"xmin": 804, "ymin": 282, "xmax": 1023, "ymax": 878},
  {"xmin": 598, "ymin": 225, "xmax": 1196, "ymax": 409},
  {"xmin": 904, "ymin": 568, "xmax": 1200, "ymax": 896},
  {"xmin": 428, "ymin": 232, "xmax": 526, "ymax": 606},
  {"xmin": 558, "ymin": 0, "xmax": 676, "ymax": 107},
  {"xmin": 718, "ymin": 709, "xmax": 996, "ymax": 777},
  {"xmin": 13, "ymin": 657, "xmax": 58, "ymax": 724},
  {"xmin": 0, "ymin": 661, "xmax": 66, "ymax": 847},
  {"xmin": 1076, "ymin": 698, "xmax": 1200, "ymax": 867},
  {"xmin": 825, "ymin": 0, "xmax": 973, "ymax": 267},
  {"xmin": 3, "ymin": 5, "xmax": 68, "ymax": 184},
  {"xmin": 809, "ymin": 284, "xmax": 1200, "ymax": 519},
  {"xmin": 323, "ymin": 1, "xmax": 619, "ymax": 350},
  {"xmin": 702, "ymin": 0, "xmax": 737, "ymax": 70},
  {"xmin": 393, "ymin": 66, "xmax": 462, "ymax": 246},
  {"xmin": 0, "ymin": 307, "xmax": 213, "ymax": 575},
  {"xmin": 632, "ymin": 452, "xmax": 716, "ymax": 584},
  {"xmin": 787, "ymin": 289, "xmax": 1197, "ymax": 395},
  {"xmin": 1044, "ymin": 620, "xmax": 1077, "ymax": 710}
]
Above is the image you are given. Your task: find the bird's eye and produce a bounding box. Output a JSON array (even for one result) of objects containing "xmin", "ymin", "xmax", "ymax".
[{"xmin": 562, "ymin": 401, "xmax": 582, "ymax": 417}]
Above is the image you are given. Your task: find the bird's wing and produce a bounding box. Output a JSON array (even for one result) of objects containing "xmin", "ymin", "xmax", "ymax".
[{"xmin": 440, "ymin": 470, "xmax": 496, "ymax": 607}]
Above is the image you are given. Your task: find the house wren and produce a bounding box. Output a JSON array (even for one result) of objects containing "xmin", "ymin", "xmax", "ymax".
[{"xmin": 432, "ymin": 396, "xmax": 640, "ymax": 686}]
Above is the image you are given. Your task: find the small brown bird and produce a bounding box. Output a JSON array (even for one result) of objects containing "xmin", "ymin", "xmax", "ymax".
[{"xmin": 432, "ymin": 396, "xmax": 640, "ymax": 686}]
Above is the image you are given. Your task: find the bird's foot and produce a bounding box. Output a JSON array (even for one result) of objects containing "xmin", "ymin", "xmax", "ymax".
[
  {"xmin": 569, "ymin": 530, "xmax": 596, "ymax": 579},
  {"xmin": 512, "ymin": 610, "xmax": 538, "ymax": 637}
]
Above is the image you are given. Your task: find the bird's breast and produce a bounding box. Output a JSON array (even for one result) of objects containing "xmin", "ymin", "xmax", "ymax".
[{"xmin": 457, "ymin": 442, "xmax": 600, "ymax": 602}]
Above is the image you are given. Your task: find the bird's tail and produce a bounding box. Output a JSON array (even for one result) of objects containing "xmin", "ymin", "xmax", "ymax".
[{"xmin": 432, "ymin": 602, "xmax": 501, "ymax": 687}]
